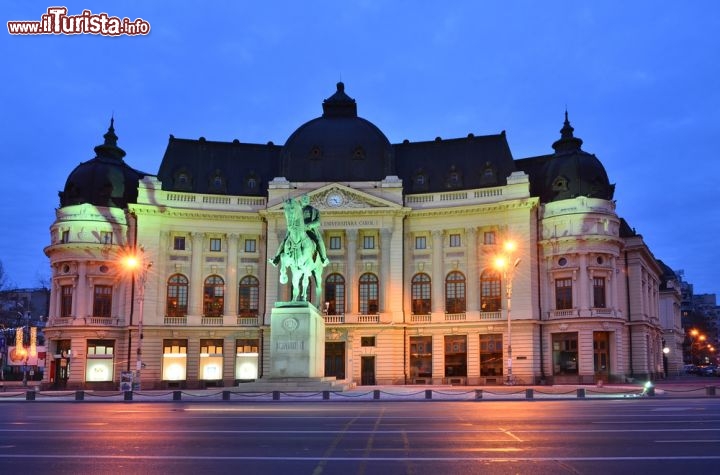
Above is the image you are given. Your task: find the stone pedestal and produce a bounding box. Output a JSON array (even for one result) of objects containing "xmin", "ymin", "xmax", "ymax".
[{"xmin": 269, "ymin": 303, "xmax": 325, "ymax": 378}]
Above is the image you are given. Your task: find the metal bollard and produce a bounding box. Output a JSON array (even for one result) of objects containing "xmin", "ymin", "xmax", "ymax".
[
  {"xmin": 323, "ymin": 391, "xmax": 330, "ymax": 400},
  {"xmin": 173, "ymin": 390, "xmax": 182, "ymax": 401},
  {"xmin": 272, "ymin": 391, "xmax": 280, "ymax": 400},
  {"xmin": 373, "ymin": 389, "xmax": 380, "ymax": 400},
  {"xmin": 577, "ymin": 388, "xmax": 586, "ymax": 398},
  {"xmin": 75, "ymin": 390, "xmax": 85, "ymax": 401},
  {"xmin": 425, "ymin": 389, "xmax": 432, "ymax": 400},
  {"xmin": 222, "ymin": 390, "xmax": 230, "ymax": 401},
  {"xmin": 26, "ymin": 390, "xmax": 36, "ymax": 401},
  {"xmin": 706, "ymin": 386, "xmax": 717, "ymax": 396},
  {"xmin": 475, "ymin": 389, "xmax": 483, "ymax": 400},
  {"xmin": 525, "ymin": 388, "xmax": 534, "ymax": 399},
  {"xmin": 124, "ymin": 390, "xmax": 133, "ymax": 401}
]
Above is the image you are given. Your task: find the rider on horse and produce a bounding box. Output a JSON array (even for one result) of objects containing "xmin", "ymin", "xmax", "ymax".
[{"xmin": 271, "ymin": 195, "xmax": 329, "ymax": 266}]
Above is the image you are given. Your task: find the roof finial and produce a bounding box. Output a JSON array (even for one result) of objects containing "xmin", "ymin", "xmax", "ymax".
[
  {"xmin": 94, "ymin": 116, "xmax": 126, "ymax": 160},
  {"xmin": 323, "ymin": 81, "xmax": 356, "ymax": 117},
  {"xmin": 552, "ymin": 109, "xmax": 583, "ymax": 153}
]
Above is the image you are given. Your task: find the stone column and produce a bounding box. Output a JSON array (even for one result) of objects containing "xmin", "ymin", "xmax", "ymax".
[
  {"xmin": 264, "ymin": 220, "xmax": 281, "ymax": 319},
  {"xmin": 226, "ymin": 233, "xmax": 239, "ymax": 318},
  {"xmin": 380, "ymin": 228, "xmax": 392, "ymax": 314},
  {"xmin": 346, "ymin": 229, "xmax": 358, "ymax": 315},
  {"xmin": 258, "ymin": 230, "xmax": 267, "ymax": 321},
  {"xmin": 403, "ymin": 232, "xmax": 413, "ymax": 316},
  {"xmin": 189, "ymin": 232, "xmax": 204, "ymax": 317},
  {"xmin": 578, "ymin": 253, "xmax": 589, "ymax": 316},
  {"xmin": 466, "ymin": 227, "xmax": 479, "ymax": 312},
  {"xmin": 157, "ymin": 231, "xmax": 169, "ymax": 318},
  {"xmin": 77, "ymin": 261, "xmax": 87, "ymax": 319},
  {"xmin": 431, "ymin": 230, "xmax": 444, "ymax": 315}
]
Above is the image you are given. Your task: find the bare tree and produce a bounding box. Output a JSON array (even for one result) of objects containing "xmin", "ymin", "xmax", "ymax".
[{"xmin": 0, "ymin": 260, "xmax": 7, "ymax": 291}]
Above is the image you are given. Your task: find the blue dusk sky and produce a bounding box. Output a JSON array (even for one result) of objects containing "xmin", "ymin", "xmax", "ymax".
[{"xmin": 1, "ymin": 2, "xmax": 719, "ymax": 296}]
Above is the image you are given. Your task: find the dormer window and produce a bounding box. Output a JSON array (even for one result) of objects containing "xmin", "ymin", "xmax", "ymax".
[
  {"xmin": 244, "ymin": 172, "xmax": 259, "ymax": 194},
  {"xmin": 413, "ymin": 170, "xmax": 428, "ymax": 192},
  {"xmin": 309, "ymin": 146, "xmax": 323, "ymax": 160},
  {"xmin": 209, "ymin": 170, "xmax": 226, "ymax": 193},
  {"xmin": 480, "ymin": 162, "xmax": 496, "ymax": 185},
  {"xmin": 353, "ymin": 146, "xmax": 365, "ymax": 160},
  {"xmin": 173, "ymin": 169, "xmax": 193, "ymax": 191},
  {"xmin": 446, "ymin": 166, "xmax": 463, "ymax": 189},
  {"xmin": 552, "ymin": 176, "xmax": 569, "ymax": 192}
]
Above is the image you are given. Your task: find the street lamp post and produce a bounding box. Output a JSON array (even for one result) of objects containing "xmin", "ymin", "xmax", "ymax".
[
  {"xmin": 123, "ymin": 250, "xmax": 151, "ymax": 390},
  {"xmin": 494, "ymin": 241, "xmax": 520, "ymax": 385}
]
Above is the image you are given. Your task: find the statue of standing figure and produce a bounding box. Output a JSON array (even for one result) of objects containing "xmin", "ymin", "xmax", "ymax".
[{"xmin": 269, "ymin": 195, "xmax": 329, "ymax": 302}]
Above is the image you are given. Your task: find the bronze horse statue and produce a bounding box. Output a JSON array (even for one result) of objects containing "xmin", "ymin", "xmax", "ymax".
[{"xmin": 271, "ymin": 197, "xmax": 327, "ymax": 303}]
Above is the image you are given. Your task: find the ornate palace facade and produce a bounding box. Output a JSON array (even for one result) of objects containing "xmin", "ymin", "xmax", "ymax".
[{"xmin": 42, "ymin": 83, "xmax": 678, "ymax": 390}]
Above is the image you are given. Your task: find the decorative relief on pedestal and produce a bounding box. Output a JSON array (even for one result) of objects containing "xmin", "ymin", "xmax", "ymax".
[{"xmin": 282, "ymin": 317, "xmax": 299, "ymax": 333}]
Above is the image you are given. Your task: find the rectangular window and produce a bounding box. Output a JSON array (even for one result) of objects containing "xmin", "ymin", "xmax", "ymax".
[
  {"xmin": 415, "ymin": 236, "xmax": 426, "ymax": 249},
  {"xmin": 593, "ymin": 277, "xmax": 606, "ymax": 308},
  {"xmin": 480, "ymin": 334, "xmax": 503, "ymax": 377},
  {"xmin": 162, "ymin": 339, "xmax": 188, "ymax": 381},
  {"xmin": 329, "ymin": 236, "xmax": 342, "ymax": 250},
  {"xmin": 60, "ymin": 285, "xmax": 73, "ymax": 317},
  {"xmin": 555, "ymin": 278, "xmax": 573, "ymax": 310},
  {"xmin": 236, "ymin": 339, "xmax": 259, "ymax": 380},
  {"xmin": 209, "ymin": 238, "xmax": 222, "ymax": 252},
  {"xmin": 173, "ymin": 236, "xmax": 186, "ymax": 251},
  {"xmin": 409, "ymin": 336, "xmax": 432, "ymax": 379},
  {"xmin": 363, "ymin": 235, "xmax": 375, "ymax": 249},
  {"xmin": 361, "ymin": 336, "xmax": 376, "ymax": 347},
  {"xmin": 61, "ymin": 230, "xmax": 70, "ymax": 243},
  {"xmin": 444, "ymin": 335, "xmax": 467, "ymax": 377},
  {"xmin": 85, "ymin": 339, "xmax": 115, "ymax": 382},
  {"xmin": 483, "ymin": 231, "xmax": 496, "ymax": 245},
  {"xmin": 244, "ymin": 239, "xmax": 257, "ymax": 253},
  {"xmin": 92, "ymin": 285, "xmax": 112, "ymax": 318},
  {"xmin": 449, "ymin": 233, "xmax": 461, "ymax": 247},
  {"xmin": 199, "ymin": 339, "xmax": 224, "ymax": 381},
  {"xmin": 101, "ymin": 231, "xmax": 112, "ymax": 245},
  {"xmin": 552, "ymin": 332, "xmax": 578, "ymax": 375}
]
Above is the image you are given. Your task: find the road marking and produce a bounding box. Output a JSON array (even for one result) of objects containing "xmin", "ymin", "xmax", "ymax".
[
  {"xmin": 657, "ymin": 439, "xmax": 720, "ymax": 443},
  {"xmin": 498, "ymin": 427, "xmax": 523, "ymax": 441},
  {"xmin": 2, "ymin": 454, "xmax": 720, "ymax": 462}
]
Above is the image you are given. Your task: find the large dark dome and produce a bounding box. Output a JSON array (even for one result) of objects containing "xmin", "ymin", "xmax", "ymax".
[
  {"xmin": 280, "ymin": 83, "xmax": 395, "ymax": 182},
  {"xmin": 540, "ymin": 113, "xmax": 615, "ymax": 203},
  {"xmin": 60, "ymin": 120, "xmax": 145, "ymax": 208}
]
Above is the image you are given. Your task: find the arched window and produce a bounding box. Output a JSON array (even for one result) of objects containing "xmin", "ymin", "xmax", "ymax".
[
  {"xmin": 166, "ymin": 274, "xmax": 188, "ymax": 317},
  {"xmin": 480, "ymin": 270, "xmax": 502, "ymax": 312},
  {"xmin": 324, "ymin": 273, "xmax": 345, "ymax": 315},
  {"xmin": 445, "ymin": 271, "xmax": 466, "ymax": 313},
  {"xmin": 203, "ymin": 275, "xmax": 225, "ymax": 317},
  {"xmin": 359, "ymin": 273, "xmax": 379, "ymax": 315},
  {"xmin": 411, "ymin": 273, "xmax": 431, "ymax": 314},
  {"xmin": 238, "ymin": 275, "xmax": 259, "ymax": 317}
]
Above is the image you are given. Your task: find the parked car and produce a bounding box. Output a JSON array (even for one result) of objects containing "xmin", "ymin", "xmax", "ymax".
[{"xmin": 698, "ymin": 365, "xmax": 718, "ymax": 376}]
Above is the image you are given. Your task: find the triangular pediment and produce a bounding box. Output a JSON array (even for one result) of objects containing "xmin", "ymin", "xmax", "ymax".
[{"xmin": 267, "ymin": 183, "xmax": 402, "ymax": 212}]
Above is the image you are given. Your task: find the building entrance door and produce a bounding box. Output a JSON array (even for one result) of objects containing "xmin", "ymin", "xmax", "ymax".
[
  {"xmin": 361, "ymin": 356, "xmax": 375, "ymax": 385},
  {"xmin": 324, "ymin": 342, "xmax": 345, "ymax": 379},
  {"xmin": 593, "ymin": 331, "xmax": 610, "ymax": 383},
  {"xmin": 52, "ymin": 339, "xmax": 71, "ymax": 389}
]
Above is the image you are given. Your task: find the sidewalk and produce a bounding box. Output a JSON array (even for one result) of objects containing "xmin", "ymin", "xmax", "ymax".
[{"xmin": 1, "ymin": 375, "xmax": 717, "ymax": 402}]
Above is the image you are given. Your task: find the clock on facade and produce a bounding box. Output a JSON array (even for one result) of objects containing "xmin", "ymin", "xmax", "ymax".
[{"xmin": 325, "ymin": 191, "xmax": 344, "ymax": 207}]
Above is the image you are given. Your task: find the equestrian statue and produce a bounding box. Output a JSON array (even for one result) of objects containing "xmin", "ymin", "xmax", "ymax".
[{"xmin": 269, "ymin": 195, "xmax": 329, "ymax": 303}]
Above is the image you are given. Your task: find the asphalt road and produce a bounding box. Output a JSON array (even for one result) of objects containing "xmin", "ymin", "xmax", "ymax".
[{"xmin": 1, "ymin": 399, "xmax": 720, "ymax": 474}]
